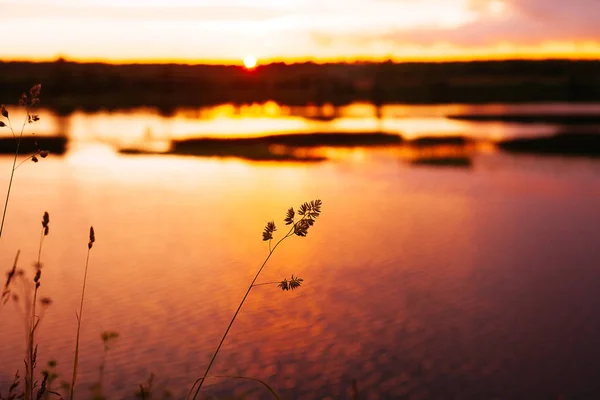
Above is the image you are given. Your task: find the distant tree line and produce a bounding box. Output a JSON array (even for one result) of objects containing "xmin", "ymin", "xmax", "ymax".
[{"xmin": 0, "ymin": 59, "xmax": 599, "ymax": 114}]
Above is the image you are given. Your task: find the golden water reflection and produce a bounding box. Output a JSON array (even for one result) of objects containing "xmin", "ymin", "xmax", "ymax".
[
  {"xmin": 6, "ymin": 101, "xmax": 597, "ymax": 147},
  {"xmin": 0, "ymin": 103, "xmax": 600, "ymax": 398}
]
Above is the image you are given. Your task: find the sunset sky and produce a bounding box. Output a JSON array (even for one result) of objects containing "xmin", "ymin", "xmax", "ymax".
[{"xmin": 1, "ymin": 0, "xmax": 599, "ymax": 63}]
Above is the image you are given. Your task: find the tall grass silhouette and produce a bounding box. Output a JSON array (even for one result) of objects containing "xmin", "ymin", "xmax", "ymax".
[
  {"xmin": 24, "ymin": 212, "xmax": 50, "ymax": 399},
  {"xmin": 1, "ymin": 212, "xmax": 54, "ymax": 400},
  {"xmin": 70, "ymin": 226, "xmax": 95, "ymax": 400},
  {"xmin": 0, "ymin": 85, "xmax": 47, "ymax": 239},
  {"xmin": 1, "ymin": 86, "xmax": 324, "ymax": 399},
  {"xmin": 189, "ymin": 200, "xmax": 322, "ymax": 399}
]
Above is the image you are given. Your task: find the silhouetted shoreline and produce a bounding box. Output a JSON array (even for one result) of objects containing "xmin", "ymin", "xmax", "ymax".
[
  {"xmin": 112, "ymin": 130, "xmax": 600, "ymax": 162},
  {"xmin": 0, "ymin": 136, "xmax": 67, "ymax": 155},
  {"xmin": 1, "ymin": 131, "xmax": 596, "ymax": 161},
  {"xmin": 119, "ymin": 132, "xmax": 401, "ymax": 161},
  {"xmin": 408, "ymin": 136, "xmax": 472, "ymax": 147},
  {"xmin": 498, "ymin": 132, "xmax": 600, "ymax": 157},
  {"xmin": 173, "ymin": 132, "xmax": 402, "ymax": 149},
  {"xmin": 448, "ymin": 114, "xmax": 600, "ymax": 125},
  {"xmin": 1, "ymin": 59, "xmax": 600, "ymax": 113}
]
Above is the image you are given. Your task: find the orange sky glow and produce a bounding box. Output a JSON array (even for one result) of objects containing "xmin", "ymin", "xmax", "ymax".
[{"xmin": 1, "ymin": 0, "xmax": 599, "ymax": 64}]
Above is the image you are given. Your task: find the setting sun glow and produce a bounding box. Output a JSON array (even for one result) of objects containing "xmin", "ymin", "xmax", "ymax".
[
  {"xmin": 243, "ymin": 56, "xmax": 257, "ymax": 69},
  {"xmin": 1, "ymin": 0, "xmax": 599, "ymax": 63}
]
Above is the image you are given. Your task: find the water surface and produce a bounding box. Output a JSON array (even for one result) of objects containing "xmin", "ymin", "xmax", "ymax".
[{"xmin": 0, "ymin": 103, "xmax": 599, "ymax": 399}]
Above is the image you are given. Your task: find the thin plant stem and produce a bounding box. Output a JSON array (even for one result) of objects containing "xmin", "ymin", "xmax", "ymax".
[
  {"xmin": 189, "ymin": 375, "xmax": 281, "ymax": 400},
  {"xmin": 7, "ymin": 115, "xmax": 16, "ymax": 138},
  {"xmin": 37, "ymin": 229, "xmax": 45, "ymax": 269},
  {"xmin": 70, "ymin": 247, "xmax": 92, "ymax": 400},
  {"xmin": 26, "ymin": 227, "xmax": 45, "ymax": 400},
  {"xmin": 0, "ymin": 106, "xmax": 29, "ymax": 239},
  {"xmin": 26, "ymin": 285, "xmax": 38, "ymax": 400},
  {"xmin": 251, "ymin": 281, "xmax": 282, "ymax": 287},
  {"xmin": 98, "ymin": 340, "xmax": 112, "ymax": 396},
  {"xmin": 14, "ymin": 152, "xmax": 41, "ymax": 171},
  {"xmin": 26, "ymin": 292, "xmax": 38, "ymax": 400},
  {"xmin": 0, "ymin": 250, "xmax": 20, "ymax": 316},
  {"xmin": 20, "ymin": 274, "xmax": 32, "ymax": 348},
  {"xmin": 189, "ymin": 222, "xmax": 301, "ymax": 400}
]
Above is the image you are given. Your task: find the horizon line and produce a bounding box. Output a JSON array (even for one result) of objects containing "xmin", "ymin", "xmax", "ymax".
[{"xmin": 2, "ymin": 53, "xmax": 600, "ymax": 66}]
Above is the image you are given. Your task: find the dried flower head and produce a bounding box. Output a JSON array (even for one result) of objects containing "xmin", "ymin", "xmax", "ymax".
[
  {"xmin": 16, "ymin": 84, "xmax": 42, "ymax": 109},
  {"xmin": 42, "ymin": 211, "xmax": 50, "ymax": 236},
  {"xmin": 32, "ymin": 345, "xmax": 38, "ymax": 367},
  {"xmin": 37, "ymin": 371, "xmax": 48, "ymax": 400},
  {"xmin": 100, "ymin": 331, "xmax": 119, "ymax": 349},
  {"xmin": 30, "ymin": 84, "xmax": 42, "ymax": 100},
  {"xmin": 101, "ymin": 331, "xmax": 119, "ymax": 341},
  {"xmin": 278, "ymin": 275, "xmax": 304, "ymax": 291},
  {"xmin": 284, "ymin": 207, "xmax": 295, "ymax": 225},
  {"xmin": 262, "ymin": 221, "xmax": 277, "ymax": 241},
  {"xmin": 4, "ymin": 264, "xmax": 16, "ymax": 291},
  {"xmin": 7, "ymin": 370, "xmax": 19, "ymax": 399},
  {"xmin": 294, "ymin": 199, "xmax": 322, "ymax": 237},
  {"xmin": 88, "ymin": 226, "xmax": 95, "ymax": 249},
  {"xmin": 31, "ymin": 155, "xmax": 38, "ymax": 163},
  {"xmin": 0, "ymin": 121, "xmax": 6, "ymax": 128},
  {"xmin": 294, "ymin": 219, "xmax": 310, "ymax": 237},
  {"xmin": 1, "ymin": 104, "xmax": 7, "ymax": 118},
  {"xmin": 39, "ymin": 297, "xmax": 53, "ymax": 307},
  {"xmin": 297, "ymin": 200, "xmax": 322, "ymax": 218},
  {"xmin": 39, "ymin": 150, "xmax": 49, "ymax": 158}
]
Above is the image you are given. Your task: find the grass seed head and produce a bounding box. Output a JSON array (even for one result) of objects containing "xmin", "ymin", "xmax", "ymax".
[
  {"xmin": 42, "ymin": 212, "xmax": 49, "ymax": 236},
  {"xmin": 88, "ymin": 226, "xmax": 95, "ymax": 249},
  {"xmin": 262, "ymin": 221, "xmax": 277, "ymax": 241}
]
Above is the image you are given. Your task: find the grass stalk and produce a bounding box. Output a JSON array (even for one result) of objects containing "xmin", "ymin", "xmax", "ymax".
[
  {"xmin": 25, "ymin": 214, "xmax": 48, "ymax": 400},
  {"xmin": 0, "ymin": 86, "xmax": 43, "ymax": 239},
  {"xmin": 0, "ymin": 250, "xmax": 20, "ymax": 316},
  {"xmin": 190, "ymin": 375, "xmax": 281, "ymax": 400},
  {"xmin": 70, "ymin": 226, "xmax": 95, "ymax": 400},
  {"xmin": 0, "ymin": 108, "xmax": 28, "ymax": 239},
  {"xmin": 189, "ymin": 233, "xmax": 288, "ymax": 399},
  {"xmin": 189, "ymin": 200, "xmax": 321, "ymax": 400}
]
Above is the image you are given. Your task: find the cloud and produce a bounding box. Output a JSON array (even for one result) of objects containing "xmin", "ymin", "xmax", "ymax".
[
  {"xmin": 1, "ymin": 1, "xmax": 290, "ymax": 22},
  {"xmin": 312, "ymin": 0, "xmax": 600, "ymax": 49},
  {"xmin": 2, "ymin": 0, "xmax": 599, "ymax": 60}
]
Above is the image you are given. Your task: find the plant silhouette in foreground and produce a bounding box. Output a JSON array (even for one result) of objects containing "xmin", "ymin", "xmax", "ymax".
[
  {"xmin": 189, "ymin": 200, "xmax": 322, "ymax": 399},
  {"xmin": 0, "ymin": 371, "xmax": 21, "ymax": 400},
  {"xmin": 1, "ymin": 88, "xmax": 325, "ymax": 399},
  {"xmin": 1, "ymin": 250, "xmax": 20, "ymax": 315},
  {"xmin": 24, "ymin": 212, "xmax": 50, "ymax": 400},
  {"xmin": 0, "ymin": 85, "xmax": 49, "ymax": 239},
  {"xmin": 70, "ymin": 226, "xmax": 96, "ymax": 400},
  {"xmin": 2, "ymin": 212, "xmax": 54, "ymax": 400},
  {"xmin": 41, "ymin": 360, "xmax": 58, "ymax": 400},
  {"xmin": 88, "ymin": 331, "xmax": 119, "ymax": 400}
]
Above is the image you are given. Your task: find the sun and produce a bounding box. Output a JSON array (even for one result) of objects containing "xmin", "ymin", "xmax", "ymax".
[{"xmin": 243, "ymin": 55, "xmax": 257, "ymax": 69}]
